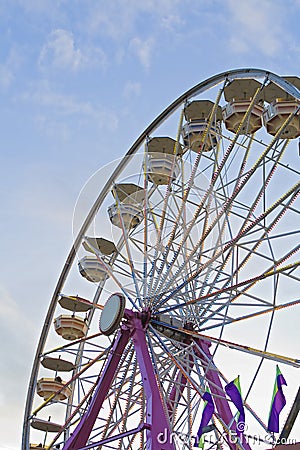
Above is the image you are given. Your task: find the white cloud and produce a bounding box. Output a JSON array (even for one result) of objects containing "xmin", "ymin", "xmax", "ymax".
[
  {"xmin": 40, "ymin": 29, "xmax": 82, "ymax": 71},
  {"xmin": 0, "ymin": 285, "xmax": 34, "ymax": 393},
  {"xmin": 18, "ymin": 169, "xmax": 73, "ymax": 225},
  {"xmin": 130, "ymin": 37, "xmax": 154, "ymax": 69},
  {"xmin": 226, "ymin": 0, "xmax": 284, "ymax": 57},
  {"xmin": 16, "ymin": 0, "xmax": 64, "ymax": 15},
  {"xmin": 0, "ymin": 63, "xmax": 13, "ymax": 88},
  {"xmin": 81, "ymin": 1, "xmax": 189, "ymax": 68},
  {"xmin": 0, "ymin": 284, "xmax": 38, "ymax": 450},
  {"xmin": 123, "ymin": 80, "xmax": 141, "ymax": 98},
  {"xmin": 34, "ymin": 113, "xmax": 71, "ymax": 140},
  {"xmin": 22, "ymin": 82, "xmax": 118, "ymax": 131},
  {"xmin": 39, "ymin": 29, "xmax": 107, "ymax": 72},
  {"xmin": 0, "ymin": 286, "xmax": 29, "ymax": 325},
  {"xmin": 161, "ymin": 13, "xmax": 184, "ymax": 31},
  {"xmin": 0, "ymin": 48, "xmax": 22, "ymax": 89},
  {"xmin": 85, "ymin": 0, "xmax": 183, "ymax": 40}
]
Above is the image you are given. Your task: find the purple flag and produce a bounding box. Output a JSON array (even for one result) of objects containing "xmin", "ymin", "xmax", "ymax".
[
  {"xmin": 225, "ymin": 376, "xmax": 245, "ymax": 437},
  {"xmin": 194, "ymin": 391, "xmax": 214, "ymax": 448},
  {"xmin": 267, "ymin": 365, "xmax": 287, "ymax": 433}
]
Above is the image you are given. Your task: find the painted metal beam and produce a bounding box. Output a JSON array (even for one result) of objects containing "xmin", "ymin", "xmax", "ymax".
[
  {"xmin": 62, "ymin": 326, "xmax": 131, "ymax": 450},
  {"xmin": 77, "ymin": 423, "xmax": 150, "ymax": 449},
  {"xmin": 131, "ymin": 315, "xmax": 175, "ymax": 450}
]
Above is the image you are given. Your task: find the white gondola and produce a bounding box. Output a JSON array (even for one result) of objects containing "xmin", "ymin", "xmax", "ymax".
[
  {"xmin": 147, "ymin": 137, "xmax": 181, "ymax": 185},
  {"xmin": 78, "ymin": 255, "xmax": 109, "ymax": 282},
  {"xmin": 108, "ymin": 202, "xmax": 143, "ymax": 229},
  {"xmin": 79, "ymin": 238, "xmax": 116, "ymax": 283},
  {"xmin": 54, "ymin": 314, "xmax": 88, "ymax": 340},
  {"xmin": 222, "ymin": 79, "xmax": 264, "ymax": 134},
  {"xmin": 36, "ymin": 377, "xmax": 72, "ymax": 401},
  {"xmin": 183, "ymin": 100, "xmax": 222, "ymax": 152},
  {"xmin": 263, "ymin": 77, "xmax": 300, "ymax": 139},
  {"xmin": 108, "ymin": 183, "xmax": 144, "ymax": 230}
]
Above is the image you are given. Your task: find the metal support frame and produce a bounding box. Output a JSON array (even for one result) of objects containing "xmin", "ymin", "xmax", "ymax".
[
  {"xmin": 76, "ymin": 423, "xmax": 151, "ymax": 449},
  {"xmin": 62, "ymin": 311, "xmax": 175, "ymax": 450},
  {"xmin": 131, "ymin": 314, "xmax": 175, "ymax": 450},
  {"xmin": 62, "ymin": 326, "xmax": 131, "ymax": 449},
  {"xmin": 167, "ymin": 352, "xmax": 193, "ymax": 418},
  {"xmin": 58, "ymin": 317, "xmax": 258, "ymax": 450}
]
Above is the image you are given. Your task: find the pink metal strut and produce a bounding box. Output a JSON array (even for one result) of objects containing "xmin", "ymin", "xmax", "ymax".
[
  {"xmin": 131, "ymin": 313, "xmax": 175, "ymax": 450},
  {"xmin": 62, "ymin": 326, "xmax": 131, "ymax": 449}
]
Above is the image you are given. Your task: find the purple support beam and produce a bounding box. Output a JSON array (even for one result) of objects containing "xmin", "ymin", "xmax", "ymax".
[
  {"xmin": 167, "ymin": 353, "xmax": 193, "ymax": 418},
  {"xmin": 131, "ymin": 316, "xmax": 176, "ymax": 450},
  {"xmin": 62, "ymin": 309, "xmax": 175, "ymax": 449},
  {"xmin": 62, "ymin": 326, "xmax": 131, "ymax": 450},
  {"xmin": 196, "ymin": 339, "xmax": 252, "ymax": 450},
  {"xmin": 167, "ymin": 369, "xmax": 188, "ymax": 417},
  {"xmin": 196, "ymin": 340, "xmax": 234, "ymax": 425},
  {"xmin": 78, "ymin": 423, "xmax": 151, "ymax": 449}
]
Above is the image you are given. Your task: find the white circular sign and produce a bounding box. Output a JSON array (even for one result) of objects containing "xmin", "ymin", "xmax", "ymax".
[{"xmin": 99, "ymin": 293, "xmax": 125, "ymax": 335}]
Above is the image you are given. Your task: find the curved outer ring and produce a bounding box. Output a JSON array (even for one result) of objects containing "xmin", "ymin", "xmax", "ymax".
[{"xmin": 22, "ymin": 68, "xmax": 300, "ymax": 449}]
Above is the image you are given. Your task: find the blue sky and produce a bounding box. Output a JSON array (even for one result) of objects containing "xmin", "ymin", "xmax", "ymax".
[{"xmin": 1, "ymin": 1, "xmax": 300, "ymax": 448}]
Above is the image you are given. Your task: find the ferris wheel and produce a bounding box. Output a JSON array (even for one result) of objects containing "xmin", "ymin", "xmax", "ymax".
[{"xmin": 23, "ymin": 68, "xmax": 300, "ymax": 450}]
